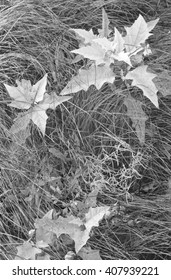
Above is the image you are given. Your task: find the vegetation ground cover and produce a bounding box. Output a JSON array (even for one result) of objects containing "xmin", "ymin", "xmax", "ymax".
[{"xmin": 0, "ymin": 0, "xmax": 171, "ymax": 260}]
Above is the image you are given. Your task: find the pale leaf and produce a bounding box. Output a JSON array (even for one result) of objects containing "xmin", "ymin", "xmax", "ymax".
[
  {"xmin": 38, "ymin": 92, "xmax": 72, "ymax": 110},
  {"xmin": 54, "ymin": 216, "xmax": 90, "ymax": 253},
  {"xmin": 112, "ymin": 51, "xmax": 132, "ymax": 66},
  {"xmin": 31, "ymin": 73, "xmax": 48, "ymax": 103},
  {"xmin": 84, "ymin": 206, "xmax": 110, "ymax": 232},
  {"xmin": 4, "ymin": 74, "xmax": 47, "ymax": 109},
  {"xmin": 78, "ymin": 246, "xmax": 102, "ymax": 260},
  {"xmin": 71, "ymin": 42, "xmax": 106, "ymax": 65},
  {"xmin": 153, "ymin": 71, "xmax": 171, "ymax": 97},
  {"xmin": 4, "ymin": 80, "xmax": 32, "ymax": 109},
  {"xmin": 125, "ymin": 65, "xmax": 158, "ymax": 107},
  {"xmin": 98, "ymin": 8, "xmax": 111, "ymax": 37},
  {"xmin": 11, "ymin": 126, "xmax": 30, "ymax": 144},
  {"xmin": 147, "ymin": 18, "xmax": 159, "ymax": 33},
  {"xmin": 44, "ymin": 209, "xmax": 54, "ymax": 219},
  {"xmin": 35, "ymin": 206, "xmax": 109, "ymax": 253},
  {"xmin": 143, "ymin": 44, "xmax": 152, "ymax": 56},
  {"xmin": 93, "ymin": 37, "xmax": 116, "ymax": 52},
  {"xmin": 124, "ymin": 14, "xmax": 158, "ymax": 54},
  {"xmin": 71, "ymin": 54, "xmax": 84, "ymax": 64},
  {"xmin": 113, "ymin": 27, "xmax": 125, "ymax": 53},
  {"xmin": 60, "ymin": 64, "xmax": 115, "ymax": 95},
  {"xmin": 30, "ymin": 105, "xmax": 48, "ymax": 135},
  {"xmin": 35, "ymin": 216, "xmax": 89, "ymax": 253},
  {"xmin": 10, "ymin": 93, "xmax": 72, "ymax": 135},
  {"xmin": 70, "ymin": 29, "xmax": 97, "ymax": 45},
  {"xmin": 9, "ymin": 111, "xmax": 31, "ymax": 134},
  {"xmin": 64, "ymin": 251, "xmax": 76, "ymax": 260},
  {"xmin": 15, "ymin": 241, "xmax": 41, "ymax": 260},
  {"xmin": 84, "ymin": 188, "xmax": 99, "ymax": 208},
  {"xmin": 124, "ymin": 96, "xmax": 148, "ymax": 143},
  {"xmin": 30, "ymin": 93, "xmax": 71, "ymax": 135},
  {"xmin": 35, "ymin": 217, "xmax": 55, "ymax": 246}
]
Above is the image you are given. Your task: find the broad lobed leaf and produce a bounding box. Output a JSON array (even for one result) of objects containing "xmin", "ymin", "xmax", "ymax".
[
  {"xmin": 4, "ymin": 73, "xmax": 48, "ymax": 110},
  {"xmin": 123, "ymin": 14, "xmax": 159, "ymax": 54},
  {"xmin": 60, "ymin": 64, "xmax": 115, "ymax": 95},
  {"xmin": 15, "ymin": 241, "xmax": 42, "ymax": 260},
  {"xmin": 35, "ymin": 206, "xmax": 110, "ymax": 253},
  {"xmin": 125, "ymin": 65, "xmax": 159, "ymax": 107}
]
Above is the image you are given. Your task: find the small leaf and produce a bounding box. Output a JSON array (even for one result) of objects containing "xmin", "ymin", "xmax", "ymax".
[
  {"xmin": 147, "ymin": 18, "xmax": 159, "ymax": 33},
  {"xmin": 65, "ymin": 251, "xmax": 76, "ymax": 260},
  {"xmin": 84, "ymin": 189, "xmax": 99, "ymax": 208},
  {"xmin": 93, "ymin": 37, "xmax": 116, "ymax": 52},
  {"xmin": 35, "ymin": 219, "xmax": 55, "ymax": 247},
  {"xmin": 15, "ymin": 241, "xmax": 42, "ymax": 260},
  {"xmin": 71, "ymin": 54, "xmax": 84, "ymax": 64},
  {"xmin": 78, "ymin": 246, "xmax": 102, "ymax": 260},
  {"xmin": 70, "ymin": 29, "xmax": 97, "ymax": 45},
  {"xmin": 71, "ymin": 42, "xmax": 106, "ymax": 65},
  {"xmin": 11, "ymin": 126, "xmax": 30, "ymax": 144},
  {"xmin": 10, "ymin": 93, "xmax": 72, "ymax": 135},
  {"xmin": 112, "ymin": 51, "xmax": 132, "ymax": 66},
  {"xmin": 35, "ymin": 215, "xmax": 90, "ymax": 253},
  {"xmin": 124, "ymin": 96, "xmax": 148, "ymax": 143},
  {"xmin": 98, "ymin": 8, "xmax": 111, "ymax": 37},
  {"xmin": 113, "ymin": 27, "xmax": 125, "ymax": 53},
  {"xmin": 125, "ymin": 65, "xmax": 158, "ymax": 107},
  {"xmin": 153, "ymin": 71, "xmax": 171, "ymax": 97},
  {"xmin": 44, "ymin": 209, "xmax": 54, "ymax": 219},
  {"xmin": 124, "ymin": 15, "xmax": 159, "ymax": 54},
  {"xmin": 84, "ymin": 206, "xmax": 110, "ymax": 232},
  {"xmin": 31, "ymin": 73, "xmax": 48, "ymax": 103},
  {"xmin": 60, "ymin": 64, "xmax": 115, "ymax": 95},
  {"xmin": 9, "ymin": 112, "xmax": 31, "ymax": 134}
]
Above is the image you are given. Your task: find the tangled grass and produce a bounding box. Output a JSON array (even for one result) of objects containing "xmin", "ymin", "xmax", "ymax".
[{"xmin": 0, "ymin": 0, "xmax": 171, "ymax": 260}]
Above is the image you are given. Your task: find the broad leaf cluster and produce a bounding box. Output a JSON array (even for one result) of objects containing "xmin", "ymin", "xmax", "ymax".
[{"xmin": 60, "ymin": 10, "xmax": 159, "ymax": 143}]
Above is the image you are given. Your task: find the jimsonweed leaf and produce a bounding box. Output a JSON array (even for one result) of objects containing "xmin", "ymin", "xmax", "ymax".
[
  {"xmin": 60, "ymin": 64, "xmax": 115, "ymax": 95},
  {"xmin": 70, "ymin": 28, "xmax": 97, "ymax": 45},
  {"xmin": 123, "ymin": 14, "xmax": 159, "ymax": 54},
  {"xmin": 98, "ymin": 8, "xmax": 111, "ymax": 37},
  {"xmin": 4, "ymin": 75, "xmax": 72, "ymax": 135},
  {"xmin": 125, "ymin": 65, "xmax": 159, "ymax": 108},
  {"xmin": 71, "ymin": 42, "xmax": 107, "ymax": 65},
  {"xmin": 35, "ymin": 206, "xmax": 110, "ymax": 253},
  {"xmin": 93, "ymin": 37, "xmax": 116, "ymax": 52},
  {"xmin": 4, "ymin": 74, "xmax": 48, "ymax": 109},
  {"xmin": 113, "ymin": 27, "xmax": 125, "ymax": 53},
  {"xmin": 66, "ymin": 11, "xmax": 159, "ymax": 96}
]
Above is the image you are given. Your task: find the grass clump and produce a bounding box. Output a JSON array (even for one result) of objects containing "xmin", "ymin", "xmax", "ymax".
[{"xmin": 0, "ymin": 0, "xmax": 171, "ymax": 260}]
